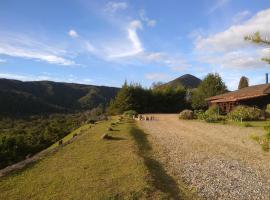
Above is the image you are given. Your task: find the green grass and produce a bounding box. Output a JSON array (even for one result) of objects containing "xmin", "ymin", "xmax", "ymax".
[
  {"xmin": 228, "ymin": 120, "xmax": 270, "ymax": 128},
  {"xmin": 47, "ymin": 124, "xmax": 91, "ymax": 150},
  {"xmin": 202, "ymin": 119, "xmax": 270, "ymax": 129},
  {"xmin": 0, "ymin": 117, "xmax": 194, "ymax": 199}
]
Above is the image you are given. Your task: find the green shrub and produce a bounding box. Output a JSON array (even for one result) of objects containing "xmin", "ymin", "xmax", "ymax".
[
  {"xmin": 123, "ymin": 110, "xmax": 138, "ymax": 118},
  {"xmin": 250, "ymin": 126, "xmax": 270, "ymax": 152},
  {"xmin": 204, "ymin": 115, "xmax": 222, "ymax": 123},
  {"xmin": 195, "ymin": 106, "xmax": 224, "ymax": 123},
  {"xmin": 261, "ymin": 138, "xmax": 269, "ymax": 152},
  {"xmin": 194, "ymin": 110, "xmax": 204, "ymax": 119},
  {"xmin": 243, "ymin": 122, "xmax": 252, "ymax": 127},
  {"xmin": 228, "ymin": 106, "xmax": 261, "ymax": 121},
  {"xmin": 205, "ymin": 104, "xmax": 219, "ymax": 116},
  {"xmin": 179, "ymin": 110, "xmax": 194, "ymax": 120}
]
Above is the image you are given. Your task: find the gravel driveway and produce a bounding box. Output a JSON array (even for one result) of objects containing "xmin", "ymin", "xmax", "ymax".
[{"xmin": 138, "ymin": 114, "xmax": 270, "ymax": 200}]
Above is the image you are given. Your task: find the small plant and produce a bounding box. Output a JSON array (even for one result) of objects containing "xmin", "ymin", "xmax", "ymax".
[
  {"xmin": 179, "ymin": 110, "xmax": 194, "ymax": 120},
  {"xmin": 205, "ymin": 104, "xmax": 220, "ymax": 116},
  {"xmin": 221, "ymin": 119, "xmax": 227, "ymax": 125},
  {"xmin": 228, "ymin": 106, "xmax": 261, "ymax": 121},
  {"xmin": 123, "ymin": 110, "xmax": 138, "ymax": 118},
  {"xmin": 194, "ymin": 110, "xmax": 204, "ymax": 119},
  {"xmin": 261, "ymin": 139, "xmax": 269, "ymax": 152},
  {"xmin": 196, "ymin": 106, "xmax": 225, "ymax": 123},
  {"xmin": 250, "ymin": 125, "xmax": 270, "ymax": 152},
  {"xmin": 250, "ymin": 134, "xmax": 260, "ymax": 143},
  {"xmin": 204, "ymin": 115, "xmax": 218, "ymax": 123},
  {"xmin": 195, "ymin": 110, "xmax": 207, "ymax": 120},
  {"xmin": 243, "ymin": 122, "xmax": 253, "ymax": 127}
]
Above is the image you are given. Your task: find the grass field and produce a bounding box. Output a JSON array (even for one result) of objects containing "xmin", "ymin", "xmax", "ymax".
[
  {"xmin": 199, "ymin": 118, "xmax": 270, "ymax": 129},
  {"xmin": 0, "ymin": 117, "xmax": 191, "ymax": 199},
  {"xmin": 227, "ymin": 119, "xmax": 270, "ymax": 128}
]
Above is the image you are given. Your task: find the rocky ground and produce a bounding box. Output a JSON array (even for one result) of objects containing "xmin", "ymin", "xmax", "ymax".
[{"xmin": 138, "ymin": 114, "xmax": 270, "ymax": 200}]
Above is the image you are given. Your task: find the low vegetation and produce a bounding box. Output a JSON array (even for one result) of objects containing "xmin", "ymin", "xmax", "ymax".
[
  {"xmin": 0, "ymin": 117, "xmax": 192, "ymax": 199},
  {"xmin": 227, "ymin": 106, "xmax": 261, "ymax": 121},
  {"xmin": 250, "ymin": 125, "xmax": 270, "ymax": 152},
  {"xmin": 0, "ymin": 106, "xmax": 105, "ymax": 169},
  {"xmin": 123, "ymin": 110, "xmax": 138, "ymax": 118},
  {"xmin": 194, "ymin": 105, "xmax": 262, "ymax": 124},
  {"xmin": 179, "ymin": 110, "xmax": 194, "ymax": 120}
]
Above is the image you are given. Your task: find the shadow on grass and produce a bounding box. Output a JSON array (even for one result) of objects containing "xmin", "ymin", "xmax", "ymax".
[
  {"xmin": 108, "ymin": 136, "xmax": 126, "ymax": 141},
  {"xmin": 130, "ymin": 126, "xmax": 182, "ymax": 199}
]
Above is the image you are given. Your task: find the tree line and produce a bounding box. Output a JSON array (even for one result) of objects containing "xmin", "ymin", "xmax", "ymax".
[
  {"xmin": 108, "ymin": 81, "xmax": 189, "ymax": 114},
  {"xmin": 108, "ymin": 73, "xmax": 230, "ymax": 114}
]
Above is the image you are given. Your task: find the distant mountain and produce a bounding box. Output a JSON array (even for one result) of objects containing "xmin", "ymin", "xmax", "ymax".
[
  {"xmin": 160, "ymin": 74, "xmax": 202, "ymax": 89},
  {"xmin": 0, "ymin": 79, "xmax": 119, "ymax": 115}
]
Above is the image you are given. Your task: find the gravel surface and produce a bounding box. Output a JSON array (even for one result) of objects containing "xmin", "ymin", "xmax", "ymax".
[{"xmin": 138, "ymin": 114, "xmax": 270, "ymax": 200}]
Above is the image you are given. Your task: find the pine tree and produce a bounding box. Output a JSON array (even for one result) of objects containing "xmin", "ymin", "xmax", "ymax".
[
  {"xmin": 245, "ymin": 32, "xmax": 270, "ymax": 64},
  {"xmin": 238, "ymin": 76, "xmax": 249, "ymax": 89}
]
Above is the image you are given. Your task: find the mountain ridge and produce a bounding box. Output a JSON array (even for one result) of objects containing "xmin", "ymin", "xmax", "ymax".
[
  {"xmin": 159, "ymin": 74, "xmax": 202, "ymax": 89},
  {"xmin": 0, "ymin": 78, "xmax": 119, "ymax": 115}
]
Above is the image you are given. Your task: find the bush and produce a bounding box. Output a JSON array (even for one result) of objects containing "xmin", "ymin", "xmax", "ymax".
[
  {"xmin": 228, "ymin": 106, "xmax": 261, "ymax": 121},
  {"xmin": 194, "ymin": 110, "xmax": 205, "ymax": 120},
  {"xmin": 195, "ymin": 106, "xmax": 224, "ymax": 123},
  {"xmin": 205, "ymin": 104, "xmax": 219, "ymax": 116},
  {"xmin": 123, "ymin": 110, "xmax": 138, "ymax": 118},
  {"xmin": 204, "ymin": 115, "xmax": 218, "ymax": 123},
  {"xmin": 243, "ymin": 122, "xmax": 252, "ymax": 127},
  {"xmin": 179, "ymin": 110, "xmax": 194, "ymax": 120}
]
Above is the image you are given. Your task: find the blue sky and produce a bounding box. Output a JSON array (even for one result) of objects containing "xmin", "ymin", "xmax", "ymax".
[{"xmin": 0, "ymin": 0, "xmax": 269, "ymax": 89}]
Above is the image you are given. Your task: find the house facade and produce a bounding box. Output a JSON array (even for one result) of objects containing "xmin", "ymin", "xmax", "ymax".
[{"xmin": 206, "ymin": 84, "xmax": 270, "ymax": 113}]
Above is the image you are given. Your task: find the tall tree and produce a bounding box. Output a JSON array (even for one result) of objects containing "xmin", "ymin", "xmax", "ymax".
[
  {"xmin": 238, "ymin": 76, "xmax": 249, "ymax": 89},
  {"xmin": 245, "ymin": 32, "xmax": 270, "ymax": 64},
  {"xmin": 191, "ymin": 73, "xmax": 227, "ymax": 109},
  {"xmin": 107, "ymin": 82, "xmax": 188, "ymax": 114}
]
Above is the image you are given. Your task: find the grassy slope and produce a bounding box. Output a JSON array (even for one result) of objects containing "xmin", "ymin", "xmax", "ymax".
[{"xmin": 0, "ymin": 117, "xmax": 193, "ymax": 199}]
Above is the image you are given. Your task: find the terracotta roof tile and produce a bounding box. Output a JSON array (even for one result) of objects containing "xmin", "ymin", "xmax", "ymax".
[{"xmin": 206, "ymin": 84, "xmax": 270, "ymax": 102}]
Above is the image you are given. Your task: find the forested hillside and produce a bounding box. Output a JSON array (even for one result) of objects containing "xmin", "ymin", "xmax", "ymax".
[{"xmin": 0, "ymin": 79, "xmax": 119, "ymax": 115}]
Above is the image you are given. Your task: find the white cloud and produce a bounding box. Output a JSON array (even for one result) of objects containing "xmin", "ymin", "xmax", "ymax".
[
  {"xmin": 232, "ymin": 10, "xmax": 251, "ymax": 23},
  {"xmin": 0, "ymin": 73, "xmax": 30, "ymax": 81},
  {"xmin": 199, "ymin": 50, "xmax": 268, "ymax": 69},
  {"xmin": 139, "ymin": 9, "xmax": 156, "ymax": 27},
  {"xmin": 85, "ymin": 41, "xmax": 96, "ymax": 53},
  {"xmin": 0, "ymin": 58, "xmax": 6, "ymax": 63},
  {"xmin": 195, "ymin": 8, "xmax": 270, "ymax": 69},
  {"xmin": 0, "ymin": 32, "xmax": 76, "ymax": 66},
  {"xmin": 105, "ymin": 1, "xmax": 127, "ymax": 13},
  {"xmin": 142, "ymin": 52, "xmax": 191, "ymax": 71},
  {"xmin": 107, "ymin": 20, "xmax": 143, "ymax": 58},
  {"xmin": 208, "ymin": 0, "xmax": 230, "ymax": 14},
  {"xmin": 0, "ymin": 72, "xmax": 95, "ymax": 85},
  {"xmin": 68, "ymin": 29, "xmax": 78, "ymax": 38},
  {"xmin": 82, "ymin": 78, "xmax": 93, "ymax": 83},
  {"xmin": 145, "ymin": 73, "xmax": 170, "ymax": 81}
]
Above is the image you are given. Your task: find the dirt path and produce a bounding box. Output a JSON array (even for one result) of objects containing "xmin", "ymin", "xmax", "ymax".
[{"xmin": 138, "ymin": 114, "xmax": 270, "ymax": 200}]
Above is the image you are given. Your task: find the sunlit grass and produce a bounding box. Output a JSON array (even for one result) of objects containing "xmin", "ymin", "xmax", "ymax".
[{"xmin": 0, "ymin": 117, "xmax": 193, "ymax": 199}]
